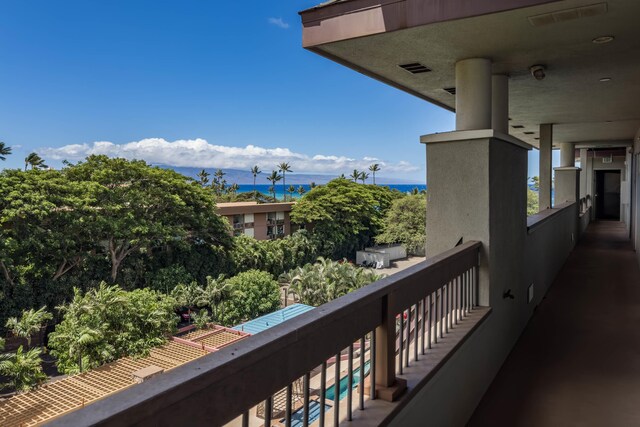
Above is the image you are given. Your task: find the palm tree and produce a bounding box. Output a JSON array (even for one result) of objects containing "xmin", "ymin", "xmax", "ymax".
[
  {"xmin": 198, "ymin": 275, "xmax": 230, "ymax": 321},
  {"xmin": 0, "ymin": 346, "xmax": 47, "ymax": 392},
  {"xmin": 227, "ymin": 183, "xmax": 240, "ymax": 196},
  {"xmin": 50, "ymin": 323, "xmax": 104, "ymax": 373},
  {"xmin": 359, "ymin": 171, "xmax": 369, "ymax": 184},
  {"xmin": 250, "ymin": 165, "xmax": 261, "ymax": 200},
  {"xmin": 212, "ymin": 169, "xmax": 227, "ymax": 195},
  {"xmin": 197, "ymin": 169, "xmax": 210, "ymax": 186},
  {"xmin": 369, "ymin": 163, "xmax": 381, "ymax": 185},
  {"xmin": 24, "ymin": 152, "xmax": 47, "ymax": 170},
  {"xmin": 310, "ymin": 182, "xmax": 317, "ymax": 189},
  {"xmin": 278, "ymin": 162, "xmax": 293, "ymax": 201},
  {"xmin": 0, "ymin": 142, "xmax": 11, "ymax": 161},
  {"xmin": 350, "ymin": 169, "xmax": 360, "ymax": 182},
  {"xmin": 5, "ymin": 307, "xmax": 53, "ymax": 349},
  {"xmin": 266, "ymin": 170, "xmax": 282, "ymax": 201},
  {"xmin": 297, "ymin": 186, "xmax": 306, "ymax": 197},
  {"xmin": 287, "ymin": 185, "xmax": 296, "ymax": 200}
]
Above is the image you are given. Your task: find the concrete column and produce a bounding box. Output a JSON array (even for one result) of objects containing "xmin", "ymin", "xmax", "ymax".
[
  {"xmin": 560, "ymin": 143, "xmax": 575, "ymax": 167},
  {"xmin": 539, "ymin": 124, "xmax": 553, "ymax": 210},
  {"xmin": 579, "ymin": 148, "xmax": 588, "ymax": 199},
  {"xmin": 554, "ymin": 167, "xmax": 581, "ymax": 204},
  {"xmin": 491, "ymin": 74, "xmax": 509, "ymax": 134},
  {"xmin": 455, "ymin": 58, "xmax": 492, "ymax": 131},
  {"xmin": 424, "ymin": 133, "xmax": 528, "ymax": 307}
]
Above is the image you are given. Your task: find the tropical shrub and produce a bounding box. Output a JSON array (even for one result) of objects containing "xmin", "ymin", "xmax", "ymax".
[
  {"xmin": 219, "ymin": 270, "xmax": 280, "ymax": 326},
  {"xmin": 0, "ymin": 345, "xmax": 47, "ymax": 392},
  {"xmin": 48, "ymin": 283, "xmax": 178, "ymax": 374},
  {"xmin": 5, "ymin": 306, "xmax": 52, "ymax": 348},
  {"xmin": 281, "ymin": 258, "xmax": 384, "ymax": 307}
]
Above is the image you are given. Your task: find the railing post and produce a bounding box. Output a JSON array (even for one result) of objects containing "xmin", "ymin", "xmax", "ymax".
[{"xmin": 374, "ymin": 292, "xmax": 407, "ymax": 401}]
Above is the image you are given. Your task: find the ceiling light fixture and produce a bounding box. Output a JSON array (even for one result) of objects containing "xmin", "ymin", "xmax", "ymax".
[
  {"xmin": 592, "ymin": 35, "xmax": 614, "ymax": 44},
  {"xmin": 599, "ymin": 77, "xmax": 612, "ymax": 82}
]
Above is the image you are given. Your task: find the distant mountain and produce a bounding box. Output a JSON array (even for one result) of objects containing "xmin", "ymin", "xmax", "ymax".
[{"xmin": 156, "ymin": 165, "xmax": 424, "ymax": 185}]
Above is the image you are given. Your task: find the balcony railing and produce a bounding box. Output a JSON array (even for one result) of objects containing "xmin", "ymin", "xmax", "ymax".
[
  {"xmin": 233, "ymin": 223, "xmax": 244, "ymax": 230},
  {"xmin": 52, "ymin": 241, "xmax": 483, "ymax": 427}
]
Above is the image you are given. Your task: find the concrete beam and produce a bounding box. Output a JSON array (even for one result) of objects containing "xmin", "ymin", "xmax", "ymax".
[{"xmin": 539, "ymin": 124, "xmax": 553, "ymax": 210}]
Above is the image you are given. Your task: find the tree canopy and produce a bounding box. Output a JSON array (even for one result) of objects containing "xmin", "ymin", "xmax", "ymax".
[
  {"xmin": 376, "ymin": 194, "xmax": 427, "ymax": 256},
  {"xmin": 290, "ymin": 178, "xmax": 398, "ymax": 259}
]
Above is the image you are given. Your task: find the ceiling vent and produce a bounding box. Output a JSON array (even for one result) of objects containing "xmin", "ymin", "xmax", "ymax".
[
  {"xmin": 512, "ymin": 125, "xmax": 525, "ymax": 129},
  {"xmin": 443, "ymin": 87, "xmax": 456, "ymax": 95},
  {"xmin": 398, "ymin": 63, "xmax": 432, "ymax": 74},
  {"xmin": 528, "ymin": 2, "xmax": 607, "ymax": 26}
]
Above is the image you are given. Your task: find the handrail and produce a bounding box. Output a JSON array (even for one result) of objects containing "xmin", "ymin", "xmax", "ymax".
[{"xmin": 50, "ymin": 241, "xmax": 482, "ymax": 427}]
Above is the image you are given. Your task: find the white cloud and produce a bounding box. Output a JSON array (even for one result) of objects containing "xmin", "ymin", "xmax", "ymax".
[
  {"xmin": 40, "ymin": 138, "xmax": 419, "ymax": 175},
  {"xmin": 268, "ymin": 17, "xmax": 289, "ymax": 29}
]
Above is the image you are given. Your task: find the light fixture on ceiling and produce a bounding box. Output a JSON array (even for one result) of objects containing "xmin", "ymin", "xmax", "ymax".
[
  {"xmin": 530, "ymin": 64, "xmax": 546, "ymax": 80},
  {"xmin": 592, "ymin": 35, "xmax": 614, "ymax": 44},
  {"xmin": 599, "ymin": 77, "xmax": 612, "ymax": 82}
]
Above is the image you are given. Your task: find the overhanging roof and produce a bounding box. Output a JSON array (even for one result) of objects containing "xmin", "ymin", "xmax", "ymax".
[{"xmin": 300, "ymin": 0, "xmax": 640, "ymax": 148}]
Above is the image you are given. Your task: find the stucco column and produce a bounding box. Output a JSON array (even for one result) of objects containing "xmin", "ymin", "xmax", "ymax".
[
  {"xmin": 423, "ymin": 132, "xmax": 528, "ymax": 307},
  {"xmin": 491, "ymin": 74, "xmax": 509, "ymax": 134},
  {"xmin": 455, "ymin": 58, "xmax": 492, "ymax": 131},
  {"xmin": 560, "ymin": 143, "xmax": 575, "ymax": 167},
  {"xmin": 539, "ymin": 124, "xmax": 553, "ymax": 210},
  {"xmin": 579, "ymin": 148, "xmax": 588, "ymax": 199}
]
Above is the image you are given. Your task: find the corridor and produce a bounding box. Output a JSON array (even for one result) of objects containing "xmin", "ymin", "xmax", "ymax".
[{"xmin": 469, "ymin": 221, "xmax": 640, "ymax": 426}]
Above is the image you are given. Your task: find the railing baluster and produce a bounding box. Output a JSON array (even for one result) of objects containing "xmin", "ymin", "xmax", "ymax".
[
  {"xmin": 439, "ymin": 287, "xmax": 444, "ymax": 339},
  {"xmin": 456, "ymin": 275, "xmax": 460, "ymax": 324},
  {"xmin": 265, "ymin": 395, "xmax": 273, "ymax": 427},
  {"xmin": 421, "ymin": 298, "xmax": 426, "ymax": 355},
  {"xmin": 334, "ymin": 353, "xmax": 341, "ymax": 427},
  {"xmin": 404, "ymin": 308, "xmax": 410, "ymax": 368},
  {"xmin": 285, "ymin": 384, "xmax": 293, "ymax": 427},
  {"xmin": 428, "ymin": 293, "xmax": 433, "ymax": 348},
  {"xmin": 475, "ymin": 265, "xmax": 479, "ymax": 307},
  {"xmin": 414, "ymin": 302, "xmax": 419, "ymax": 361},
  {"xmin": 320, "ymin": 362, "xmax": 327, "ymax": 427},
  {"xmin": 303, "ymin": 372, "xmax": 310, "ymax": 427},
  {"xmin": 359, "ymin": 337, "xmax": 365, "ymax": 410},
  {"xmin": 398, "ymin": 310, "xmax": 404, "ymax": 374},
  {"xmin": 242, "ymin": 411, "xmax": 249, "ymax": 427},
  {"xmin": 370, "ymin": 330, "xmax": 376, "ymax": 400},
  {"xmin": 347, "ymin": 345, "xmax": 353, "ymax": 421},
  {"xmin": 444, "ymin": 283, "xmax": 449, "ymax": 334}
]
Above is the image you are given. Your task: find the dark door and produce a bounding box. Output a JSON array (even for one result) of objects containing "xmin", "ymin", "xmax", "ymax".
[{"xmin": 595, "ymin": 170, "xmax": 621, "ymax": 220}]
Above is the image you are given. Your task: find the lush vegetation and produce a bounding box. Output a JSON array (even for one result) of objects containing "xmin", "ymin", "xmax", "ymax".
[
  {"xmin": 48, "ymin": 283, "xmax": 178, "ymax": 374},
  {"xmin": 0, "ymin": 156, "xmax": 233, "ymax": 329},
  {"xmin": 279, "ymin": 258, "xmax": 384, "ymax": 307},
  {"xmin": 290, "ymin": 178, "xmax": 400, "ymax": 259},
  {"xmin": 376, "ymin": 194, "xmax": 427, "ymax": 256}
]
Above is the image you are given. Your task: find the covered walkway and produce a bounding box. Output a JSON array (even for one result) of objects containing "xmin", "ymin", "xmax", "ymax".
[{"xmin": 470, "ymin": 221, "xmax": 640, "ymax": 426}]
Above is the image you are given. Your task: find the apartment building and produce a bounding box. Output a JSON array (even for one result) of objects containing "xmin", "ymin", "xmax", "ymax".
[{"xmin": 216, "ymin": 201, "xmax": 294, "ymax": 240}]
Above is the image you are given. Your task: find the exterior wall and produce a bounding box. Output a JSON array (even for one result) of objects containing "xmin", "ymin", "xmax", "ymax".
[
  {"xmin": 254, "ymin": 212, "xmax": 268, "ymax": 240},
  {"xmin": 216, "ymin": 203, "xmax": 294, "ymax": 241}
]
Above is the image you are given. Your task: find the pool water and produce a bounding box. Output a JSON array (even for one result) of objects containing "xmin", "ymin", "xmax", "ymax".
[{"xmin": 325, "ymin": 360, "xmax": 371, "ymax": 401}]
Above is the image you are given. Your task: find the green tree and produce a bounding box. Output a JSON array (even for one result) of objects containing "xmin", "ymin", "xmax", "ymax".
[
  {"xmin": 291, "ymin": 178, "xmax": 397, "ymax": 259},
  {"xmin": 530, "ymin": 176, "xmax": 540, "ymax": 191},
  {"xmin": 266, "ymin": 170, "xmax": 282, "ymax": 201},
  {"xmin": 0, "ymin": 142, "xmax": 11, "ymax": 161},
  {"xmin": 5, "ymin": 306, "xmax": 52, "ymax": 348},
  {"xmin": 196, "ymin": 274, "xmax": 230, "ymax": 321},
  {"xmin": 65, "ymin": 156, "xmax": 231, "ymax": 282},
  {"xmin": 0, "ymin": 346, "xmax": 47, "ymax": 392},
  {"xmin": 368, "ymin": 163, "xmax": 380, "ymax": 185},
  {"xmin": 278, "ymin": 162, "xmax": 292, "ymax": 201},
  {"xmin": 287, "ymin": 185, "xmax": 296, "ymax": 199},
  {"xmin": 350, "ymin": 169, "xmax": 360, "ymax": 182},
  {"xmin": 212, "ymin": 169, "xmax": 227, "ymax": 196},
  {"xmin": 297, "ymin": 186, "xmax": 306, "ymax": 197},
  {"xmin": 359, "ymin": 171, "xmax": 369, "ymax": 184},
  {"xmin": 250, "ymin": 165, "xmax": 261, "ymax": 200},
  {"xmin": 24, "ymin": 152, "xmax": 47, "ymax": 170},
  {"xmin": 376, "ymin": 194, "xmax": 427, "ymax": 256},
  {"xmin": 220, "ymin": 270, "xmax": 280, "ymax": 326}
]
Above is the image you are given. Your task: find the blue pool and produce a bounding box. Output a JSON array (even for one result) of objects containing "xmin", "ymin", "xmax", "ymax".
[
  {"xmin": 284, "ymin": 399, "xmax": 331, "ymax": 427},
  {"xmin": 325, "ymin": 360, "xmax": 371, "ymax": 402}
]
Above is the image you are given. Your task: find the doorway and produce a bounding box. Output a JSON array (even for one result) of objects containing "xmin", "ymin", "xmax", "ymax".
[{"xmin": 595, "ymin": 170, "xmax": 621, "ymax": 220}]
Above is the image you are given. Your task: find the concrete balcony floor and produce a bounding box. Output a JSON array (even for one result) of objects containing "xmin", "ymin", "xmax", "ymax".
[{"xmin": 469, "ymin": 221, "xmax": 640, "ymax": 427}]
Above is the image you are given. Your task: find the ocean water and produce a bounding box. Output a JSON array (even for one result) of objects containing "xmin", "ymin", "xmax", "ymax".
[{"xmin": 235, "ymin": 184, "xmax": 427, "ymax": 199}]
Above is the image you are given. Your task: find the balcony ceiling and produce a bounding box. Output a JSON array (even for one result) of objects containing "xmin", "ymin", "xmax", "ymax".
[{"xmin": 301, "ymin": 0, "xmax": 640, "ymax": 148}]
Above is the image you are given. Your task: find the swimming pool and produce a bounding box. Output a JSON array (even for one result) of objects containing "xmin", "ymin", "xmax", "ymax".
[{"xmin": 325, "ymin": 360, "xmax": 371, "ymax": 402}]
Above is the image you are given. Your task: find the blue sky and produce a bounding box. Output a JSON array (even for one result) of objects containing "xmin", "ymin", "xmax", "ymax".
[{"xmin": 0, "ymin": 1, "xmax": 553, "ymax": 181}]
